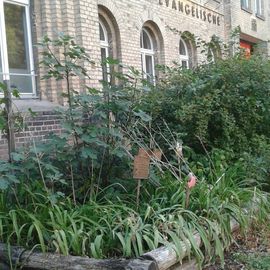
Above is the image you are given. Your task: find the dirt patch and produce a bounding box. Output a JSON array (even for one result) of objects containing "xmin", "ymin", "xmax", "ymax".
[{"xmin": 204, "ymin": 223, "xmax": 270, "ymax": 270}]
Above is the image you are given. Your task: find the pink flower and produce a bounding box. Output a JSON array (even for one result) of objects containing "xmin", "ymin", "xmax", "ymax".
[{"xmin": 187, "ymin": 173, "xmax": 197, "ymax": 189}]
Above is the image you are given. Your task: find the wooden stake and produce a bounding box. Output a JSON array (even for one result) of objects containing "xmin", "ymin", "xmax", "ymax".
[
  {"xmin": 185, "ymin": 187, "xmax": 190, "ymax": 209},
  {"xmin": 136, "ymin": 179, "xmax": 141, "ymax": 210}
]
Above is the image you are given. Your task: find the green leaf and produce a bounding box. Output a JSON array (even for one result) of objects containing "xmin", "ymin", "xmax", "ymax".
[
  {"xmin": 133, "ymin": 110, "xmax": 152, "ymax": 122},
  {"xmin": 81, "ymin": 148, "xmax": 98, "ymax": 160},
  {"xmin": 0, "ymin": 179, "xmax": 9, "ymax": 190}
]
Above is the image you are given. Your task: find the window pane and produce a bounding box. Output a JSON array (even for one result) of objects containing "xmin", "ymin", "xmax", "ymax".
[
  {"xmin": 241, "ymin": 0, "xmax": 249, "ymax": 8},
  {"xmin": 99, "ymin": 23, "xmax": 105, "ymax": 41},
  {"xmin": 10, "ymin": 74, "xmax": 33, "ymax": 93},
  {"xmin": 4, "ymin": 3, "xmax": 30, "ymax": 72},
  {"xmin": 145, "ymin": 55, "xmax": 154, "ymax": 75},
  {"xmin": 142, "ymin": 30, "xmax": 152, "ymax": 50},
  {"xmin": 179, "ymin": 40, "xmax": 187, "ymax": 56},
  {"xmin": 256, "ymin": 0, "xmax": 263, "ymax": 14},
  {"xmin": 181, "ymin": 60, "xmax": 188, "ymax": 69},
  {"xmin": 145, "ymin": 54, "xmax": 155, "ymax": 83}
]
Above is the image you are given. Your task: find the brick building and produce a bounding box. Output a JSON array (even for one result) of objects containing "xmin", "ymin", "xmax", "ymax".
[{"xmin": 0, "ymin": 0, "xmax": 269, "ymax": 158}]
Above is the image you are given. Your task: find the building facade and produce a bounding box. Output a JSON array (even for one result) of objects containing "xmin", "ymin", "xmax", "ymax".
[
  {"xmin": 0, "ymin": 0, "xmax": 269, "ymax": 158},
  {"xmin": 0, "ymin": 0, "xmax": 269, "ymax": 103},
  {"xmin": 225, "ymin": 0, "xmax": 270, "ymax": 56}
]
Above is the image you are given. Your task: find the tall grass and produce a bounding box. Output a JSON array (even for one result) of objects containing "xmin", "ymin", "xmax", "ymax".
[{"xmin": 0, "ymin": 170, "xmax": 269, "ymax": 268}]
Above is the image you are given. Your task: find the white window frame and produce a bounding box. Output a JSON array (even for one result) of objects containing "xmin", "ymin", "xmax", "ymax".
[
  {"xmin": 0, "ymin": 0, "xmax": 36, "ymax": 97},
  {"xmin": 255, "ymin": 0, "xmax": 263, "ymax": 16},
  {"xmin": 241, "ymin": 0, "xmax": 250, "ymax": 10},
  {"xmin": 140, "ymin": 28, "xmax": 155, "ymax": 84},
  {"xmin": 99, "ymin": 20, "xmax": 110, "ymax": 82},
  {"xmin": 179, "ymin": 38, "xmax": 190, "ymax": 69}
]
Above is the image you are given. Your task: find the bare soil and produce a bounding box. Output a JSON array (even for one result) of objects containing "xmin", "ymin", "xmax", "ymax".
[{"xmin": 204, "ymin": 223, "xmax": 270, "ymax": 270}]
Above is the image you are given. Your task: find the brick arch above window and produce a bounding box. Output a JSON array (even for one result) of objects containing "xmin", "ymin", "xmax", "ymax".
[
  {"xmin": 136, "ymin": 10, "xmax": 166, "ymax": 43},
  {"xmin": 97, "ymin": 0, "xmax": 125, "ymax": 29}
]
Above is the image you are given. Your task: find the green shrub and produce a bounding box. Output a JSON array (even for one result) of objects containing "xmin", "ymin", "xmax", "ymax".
[
  {"xmin": 141, "ymin": 56, "xmax": 270, "ymax": 155},
  {"xmin": 0, "ymin": 34, "xmax": 151, "ymax": 202}
]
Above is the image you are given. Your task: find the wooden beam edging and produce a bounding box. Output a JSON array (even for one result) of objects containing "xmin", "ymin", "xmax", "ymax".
[
  {"xmin": 0, "ymin": 243, "xmax": 157, "ymax": 270},
  {"xmin": 140, "ymin": 219, "xmax": 240, "ymax": 270}
]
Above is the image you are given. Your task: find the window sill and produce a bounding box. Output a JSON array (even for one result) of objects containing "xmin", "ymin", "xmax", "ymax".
[
  {"xmin": 241, "ymin": 6, "xmax": 252, "ymax": 14},
  {"xmin": 256, "ymin": 13, "xmax": 265, "ymax": 21}
]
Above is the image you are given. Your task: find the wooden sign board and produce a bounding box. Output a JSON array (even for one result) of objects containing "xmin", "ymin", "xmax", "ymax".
[
  {"xmin": 138, "ymin": 148, "xmax": 162, "ymax": 161},
  {"xmin": 133, "ymin": 154, "xmax": 150, "ymax": 180},
  {"xmin": 133, "ymin": 148, "xmax": 163, "ymax": 180},
  {"xmin": 138, "ymin": 148, "xmax": 149, "ymax": 157}
]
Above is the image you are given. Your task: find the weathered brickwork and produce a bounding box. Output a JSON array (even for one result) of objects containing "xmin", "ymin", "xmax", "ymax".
[{"xmin": 0, "ymin": 112, "xmax": 63, "ymax": 160}]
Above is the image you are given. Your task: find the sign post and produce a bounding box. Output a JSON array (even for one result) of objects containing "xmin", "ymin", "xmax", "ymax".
[{"xmin": 133, "ymin": 148, "xmax": 162, "ymax": 210}]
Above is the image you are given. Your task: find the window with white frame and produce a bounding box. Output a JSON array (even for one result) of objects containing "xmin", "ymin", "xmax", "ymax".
[
  {"xmin": 241, "ymin": 0, "xmax": 251, "ymax": 10},
  {"xmin": 99, "ymin": 20, "xmax": 110, "ymax": 82},
  {"xmin": 255, "ymin": 0, "xmax": 263, "ymax": 16},
  {"xmin": 179, "ymin": 38, "xmax": 189, "ymax": 69},
  {"xmin": 140, "ymin": 28, "xmax": 155, "ymax": 84},
  {"xmin": 0, "ymin": 0, "xmax": 35, "ymax": 95}
]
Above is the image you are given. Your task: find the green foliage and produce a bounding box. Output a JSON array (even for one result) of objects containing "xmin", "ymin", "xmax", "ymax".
[
  {"xmin": 38, "ymin": 33, "xmax": 92, "ymax": 80},
  {"xmin": 7, "ymin": 34, "xmax": 151, "ymax": 202},
  {"xmin": 233, "ymin": 252, "xmax": 270, "ymax": 270},
  {"xmin": 0, "ymin": 83, "xmax": 21, "ymax": 135},
  {"xmin": 0, "ymin": 163, "xmax": 269, "ymax": 266},
  {"xmin": 1, "ymin": 33, "xmax": 270, "ymax": 269},
  {"xmin": 141, "ymin": 56, "xmax": 270, "ymax": 155}
]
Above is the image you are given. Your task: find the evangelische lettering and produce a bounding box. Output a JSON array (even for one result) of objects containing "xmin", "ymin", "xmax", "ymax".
[{"xmin": 159, "ymin": 0, "xmax": 221, "ymax": 26}]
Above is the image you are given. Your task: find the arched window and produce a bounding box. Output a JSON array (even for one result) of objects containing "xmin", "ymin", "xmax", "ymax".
[
  {"xmin": 99, "ymin": 20, "xmax": 109, "ymax": 81},
  {"xmin": 179, "ymin": 38, "xmax": 189, "ymax": 69},
  {"xmin": 140, "ymin": 28, "xmax": 155, "ymax": 84},
  {"xmin": 98, "ymin": 5, "xmax": 121, "ymax": 83}
]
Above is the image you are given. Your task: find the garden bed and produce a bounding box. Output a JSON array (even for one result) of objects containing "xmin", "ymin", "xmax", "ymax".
[{"xmin": 0, "ymin": 216, "xmax": 241, "ymax": 269}]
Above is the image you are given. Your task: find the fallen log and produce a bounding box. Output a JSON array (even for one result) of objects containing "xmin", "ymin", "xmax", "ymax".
[
  {"xmin": 141, "ymin": 219, "xmax": 240, "ymax": 270},
  {"xmin": 0, "ymin": 244, "xmax": 157, "ymax": 270}
]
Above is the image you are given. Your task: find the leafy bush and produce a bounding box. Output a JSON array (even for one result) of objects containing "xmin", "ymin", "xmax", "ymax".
[
  {"xmin": 141, "ymin": 56, "xmax": 270, "ymax": 155},
  {"xmin": 0, "ymin": 34, "xmax": 150, "ymax": 201}
]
